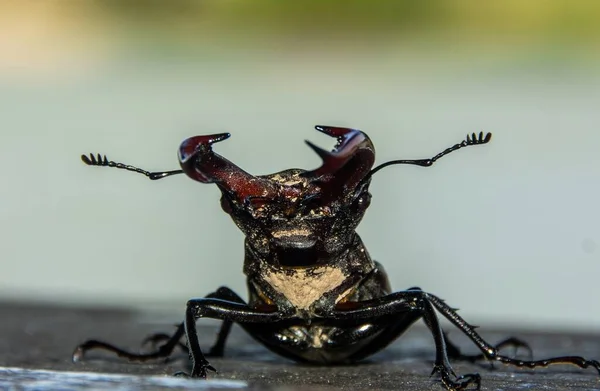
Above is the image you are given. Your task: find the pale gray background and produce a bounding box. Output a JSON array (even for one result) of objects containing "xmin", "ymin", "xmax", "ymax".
[{"xmin": 1, "ymin": 3, "xmax": 599, "ymax": 332}]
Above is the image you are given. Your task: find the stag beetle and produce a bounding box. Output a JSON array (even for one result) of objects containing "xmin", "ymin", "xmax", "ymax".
[{"xmin": 74, "ymin": 126, "xmax": 600, "ymax": 390}]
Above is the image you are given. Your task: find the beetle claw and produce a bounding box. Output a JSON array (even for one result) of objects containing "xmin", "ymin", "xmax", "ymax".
[
  {"xmin": 314, "ymin": 125, "xmax": 351, "ymax": 137},
  {"xmin": 178, "ymin": 133, "xmax": 230, "ymax": 165},
  {"xmin": 314, "ymin": 125, "xmax": 362, "ymax": 151},
  {"xmin": 305, "ymin": 139, "xmax": 334, "ymax": 160},
  {"xmin": 431, "ymin": 363, "xmax": 457, "ymax": 379},
  {"xmin": 302, "ymin": 126, "xmax": 376, "ymax": 201},
  {"xmin": 304, "ymin": 139, "xmax": 351, "ymax": 178},
  {"xmin": 182, "ymin": 361, "xmax": 217, "ymax": 379}
]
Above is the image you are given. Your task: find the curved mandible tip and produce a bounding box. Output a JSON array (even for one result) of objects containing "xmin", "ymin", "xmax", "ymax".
[
  {"xmin": 178, "ymin": 133, "xmax": 230, "ymax": 183},
  {"xmin": 178, "ymin": 132, "xmax": 277, "ymax": 201},
  {"xmin": 305, "ymin": 125, "xmax": 375, "ymax": 177},
  {"xmin": 303, "ymin": 125, "xmax": 376, "ymax": 200}
]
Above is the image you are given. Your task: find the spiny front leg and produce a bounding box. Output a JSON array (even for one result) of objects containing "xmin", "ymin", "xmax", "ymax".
[
  {"xmin": 72, "ymin": 286, "xmax": 243, "ymax": 364},
  {"xmin": 407, "ymin": 287, "xmax": 533, "ymax": 366},
  {"xmin": 182, "ymin": 298, "xmax": 284, "ymax": 378},
  {"xmin": 142, "ymin": 321, "xmax": 234, "ymax": 358},
  {"xmin": 324, "ymin": 289, "xmax": 599, "ymax": 390},
  {"xmin": 140, "ymin": 286, "xmax": 245, "ymax": 358},
  {"xmin": 420, "ymin": 299, "xmax": 481, "ymax": 390},
  {"xmin": 72, "ymin": 323, "xmax": 185, "ymax": 363},
  {"xmin": 424, "ymin": 292, "xmax": 600, "ymax": 376},
  {"xmin": 324, "ymin": 292, "xmax": 482, "ymax": 390},
  {"xmin": 445, "ymin": 334, "xmax": 533, "ymax": 366}
]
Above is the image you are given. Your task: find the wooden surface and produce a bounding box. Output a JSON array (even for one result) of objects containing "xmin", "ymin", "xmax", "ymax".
[{"xmin": 1, "ymin": 302, "xmax": 599, "ymax": 390}]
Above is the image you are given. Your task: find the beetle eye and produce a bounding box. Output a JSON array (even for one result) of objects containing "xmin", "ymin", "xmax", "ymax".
[
  {"xmin": 353, "ymin": 192, "xmax": 371, "ymax": 211},
  {"xmin": 220, "ymin": 194, "xmax": 233, "ymax": 214}
]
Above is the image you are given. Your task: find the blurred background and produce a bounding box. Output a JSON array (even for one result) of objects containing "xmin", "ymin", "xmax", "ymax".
[{"xmin": 1, "ymin": 1, "xmax": 599, "ymax": 331}]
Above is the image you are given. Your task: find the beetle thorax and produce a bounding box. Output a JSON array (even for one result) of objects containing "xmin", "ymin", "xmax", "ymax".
[{"xmin": 244, "ymin": 231, "xmax": 375, "ymax": 315}]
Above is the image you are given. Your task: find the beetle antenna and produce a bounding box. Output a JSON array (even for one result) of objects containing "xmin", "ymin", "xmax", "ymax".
[
  {"xmin": 361, "ymin": 132, "xmax": 491, "ymax": 185},
  {"xmin": 81, "ymin": 153, "xmax": 184, "ymax": 180}
]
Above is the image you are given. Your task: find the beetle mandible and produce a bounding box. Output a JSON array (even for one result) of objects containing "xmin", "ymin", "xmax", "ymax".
[{"xmin": 74, "ymin": 126, "xmax": 600, "ymax": 390}]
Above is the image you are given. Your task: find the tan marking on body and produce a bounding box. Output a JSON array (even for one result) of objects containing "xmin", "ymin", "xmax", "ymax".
[
  {"xmin": 263, "ymin": 266, "xmax": 348, "ymax": 310},
  {"xmin": 271, "ymin": 228, "xmax": 312, "ymax": 239},
  {"xmin": 269, "ymin": 173, "xmax": 305, "ymax": 187}
]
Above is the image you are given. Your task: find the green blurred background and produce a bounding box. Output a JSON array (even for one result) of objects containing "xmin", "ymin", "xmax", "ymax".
[{"xmin": 1, "ymin": 1, "xmax": 599, "ymax": 330}]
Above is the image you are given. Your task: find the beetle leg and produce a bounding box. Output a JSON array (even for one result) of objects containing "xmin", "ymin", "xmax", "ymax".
[
  {"xmin": 417, "ymin": 299, "xmax": 481, "ymax": 390},
  {"xmin": 327, "ymin": 291, "xmax": 481, "ymax": 390},
  {"xmin": 72, "ymin": 322, "xmax": 185, "ymax": 363},
  {"xmin": 423, "ymin": 292, "xmax": 600, "ymax": 375},
  {"xmin": 141, "ymin": 322, "xmax": 233, "ymax": 358},
  {"xmin": 443, "ymin": 333, "xmax": 533, "ymax": 365},
  {"xmin": 328, "ymin": 289, "xmax": 599, "ymax": 386},
  {"xmin": 72, "ymin": 286, "xmax": 244, "ymax": 363},
  {"xmin": 140, "ymin": 330, "xmax": 187, "ymax": 354},
  {"xmin": 140, "ymin": 287, "xmax": 244, "ymax": 357},
  {"xmin": 405, "ymin": 287, "xmax": 533, "ymax": 364},
  {"xmin": 183, "ymin": 298, "xmax": 283, "ymax": 378},
  {"xmin": 204, "ymin": 287, "xmax": 245, "ymax": 357}
]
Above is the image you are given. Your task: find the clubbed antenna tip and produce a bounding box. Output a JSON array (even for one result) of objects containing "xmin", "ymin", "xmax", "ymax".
[
  {"xmin": 361, "ymin": 131, "xmax": 493, "ymax": 184},
  {"xmin": 81, "ymin": 153, "xmax": 108, "ymax": 166},
  {"xmin": 80, "ymin": 152, "xmax": 183, "ymax": 180}
]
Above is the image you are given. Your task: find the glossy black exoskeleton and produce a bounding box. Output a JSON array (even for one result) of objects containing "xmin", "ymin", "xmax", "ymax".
[{"xmin": 74, "ymin": 126, "xmax": 600, "ymax": 390}]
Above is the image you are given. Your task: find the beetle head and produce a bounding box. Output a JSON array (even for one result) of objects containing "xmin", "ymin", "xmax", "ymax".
[{"xmin": 178, "ymin": 126, "xmax": 375, "ymax": 268}]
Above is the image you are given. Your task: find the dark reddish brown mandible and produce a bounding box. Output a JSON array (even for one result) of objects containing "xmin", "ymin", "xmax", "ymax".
[{"xmin": 177, "ymin": 126, "xmax": 375, "ymax": 206}]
